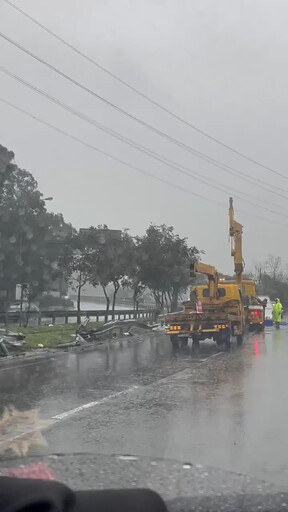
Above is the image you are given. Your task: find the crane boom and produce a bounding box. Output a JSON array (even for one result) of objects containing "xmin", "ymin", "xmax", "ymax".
[
  {"xmin": 229, "ymin": 197, "xmax": 244, "ymax": 284},
  {"xmin": 191, "ymin": 261, "xmax": 218, "ymax": 298}
]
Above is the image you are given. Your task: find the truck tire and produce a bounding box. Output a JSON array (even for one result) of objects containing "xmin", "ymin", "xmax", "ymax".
[
  {"xmin": 224, "ymin": 338, "xmax": 231, "ymax": 351},
  {"xmin": 180, "ymin": 337, "xmax": 188, "ymax": 348},
  {"xmin": 236, "ymin": 334, "xmax": 243, "ymax": 346},
  {"xmin": 191, "ymin": 336, "xmax": 200, "ymax": 351},
  {"xmin": 170, "ymin": 335, "xmax": 179, "ymax": 349},
  {"xmin": 224, "ymin": 330, "xmax": 231, "ymax": 351},
  {"xmin": 214, "ymin": 334, "xmax": 223, "ymax": 347}
]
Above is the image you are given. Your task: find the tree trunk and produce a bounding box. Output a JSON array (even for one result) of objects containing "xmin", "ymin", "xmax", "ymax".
[
  {"xmin": 102, "ymin": 286, "xmax": 110, "ymax": 323},
  {"xmin": 77, "ymin": 282, "xmax": 82, "ymax": 324},
  {"xmin": 171, "ymin": 289, "xmax": 179, "ymax": 312},
  {"xmin": 19, "ymin": 284, "xmax": 25, "ymax": 328},
  {"xmin": 164, "ymin": 293, "xmax": 170, "ymax": 313},
  {"xmin": 133, "ymin": 290, "xmax": 137, "ymax": 317},
  {"xmin": 153, "ymin": 291, "xmax": 162, "ymax": 320},
  {"xmin": 24, "ymin": 297, "xmax": 31, "ymax": 328},
  {"xmin": 7, "ymin": 285, "xmax": 12, "ymax": 308},
  {"xmin": 133, "ymin": 287, "xmax": 138, "ymax": 318},
  {"xmin": 59, "ymin": 275, "xmax": 64, "ymax": 299},
  {"xmin": 133, "ymin": 299, "xmax": 139, "ymax": 319},
  {"xmin": 112, "ymin": 281, "xmax": 120, "ymax": 320},
  {"xmin": 161, "ymin": 292, "xmax": 164, "ymax": 312},
  {"xmin": 152, "ymin": 291, "xmax": 159, "ymax": 309}
]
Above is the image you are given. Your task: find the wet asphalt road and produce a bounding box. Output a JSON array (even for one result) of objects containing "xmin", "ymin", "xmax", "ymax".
[{"xmin": 1, "ymin": 325, "xmax": 288, "ymax": 489}]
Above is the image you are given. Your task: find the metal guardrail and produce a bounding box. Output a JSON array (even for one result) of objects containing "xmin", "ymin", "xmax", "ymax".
[{"xmin": 0, "ymin": 308, "xmax": 155, "ymax": 326}]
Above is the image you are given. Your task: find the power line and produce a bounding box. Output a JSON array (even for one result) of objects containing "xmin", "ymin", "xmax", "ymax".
[
  {"xmin": 0, "ymin": 96, "xmax": 224, "ymax": 207},
  {"xmin": 3, "ymin": 0, "xmax": 288, "ymax": 182},
  {"xmin": 0, "ymin": 95, "xmax": 286, "ymax": 228},
  {"xmin": 1, "ymin": 30, "xmax": 288, "ymax": 201},
  {"xmin": 1, "ymin": 64, "xmax": 288, "ymax": 219}
]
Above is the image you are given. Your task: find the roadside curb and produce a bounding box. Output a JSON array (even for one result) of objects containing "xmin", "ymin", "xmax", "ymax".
[{"xmin": 0, "ymin": 330, "xmax": 152, "ymax": 370}]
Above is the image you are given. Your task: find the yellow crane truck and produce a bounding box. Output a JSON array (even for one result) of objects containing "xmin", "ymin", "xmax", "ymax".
[
  {"xmin": 166, "ymin": 261, "xmax": 245, "ymax": 351},
  {"xmin": 227, "ymin": 197, "xmax": 264, "ymax": 331}
]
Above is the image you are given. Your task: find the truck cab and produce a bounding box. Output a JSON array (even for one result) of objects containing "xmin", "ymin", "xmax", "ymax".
[{"xmin": 195, "ymin": 283, "xmax": 242, "ymax": 304}]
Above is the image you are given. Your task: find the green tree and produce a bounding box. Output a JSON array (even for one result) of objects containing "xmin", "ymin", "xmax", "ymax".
[
  {"xmin": 137, "ymin": 224, "xmax": 202, "ymax": 314},
  {"xmin": 122, "ymin": 241, "xmax": 146, "ymax": 314},
  {"xmin": 0, "ymin": 144, "xmax": 73, "ymax": 312},
  {"xmin": 0, "ymin": 144, "xmax": 14, "ymax": 196},
  {"xmin": 252, "ymin": 255, "xmax": 288, "ymax": 306},
  {"xmin": 60, "ymin": 250, "xmax": 92, "ymax": 323},
  {"xmin": 86, "ymin": 227, "xmax": 134, "ymax": 320}
]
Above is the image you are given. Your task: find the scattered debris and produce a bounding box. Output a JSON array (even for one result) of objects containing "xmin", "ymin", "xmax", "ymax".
[{"xmin": 0, "ymin": 407, "xmax": 51, "ymax": 456}]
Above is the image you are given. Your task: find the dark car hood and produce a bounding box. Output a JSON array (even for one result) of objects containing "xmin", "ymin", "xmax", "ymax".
[{"xmin": 0, "ymin": 453, "xmax": 287, "ymax": 511}]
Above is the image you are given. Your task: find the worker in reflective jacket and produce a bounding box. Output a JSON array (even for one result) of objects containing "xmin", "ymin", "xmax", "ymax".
[{"xmin": 273, "ymin": 299, "xmax": 282, "ymax": 329}]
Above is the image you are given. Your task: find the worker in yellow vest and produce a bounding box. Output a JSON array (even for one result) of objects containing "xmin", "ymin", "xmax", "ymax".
[{"xmin": 273, "ymin": 298, "xmax": 282, "ymax": 329}]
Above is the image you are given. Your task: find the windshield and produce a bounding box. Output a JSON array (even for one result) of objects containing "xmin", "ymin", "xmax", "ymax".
[{"xmin": 0, "ymin": 0, "xmax": 288, "ymax": 501}]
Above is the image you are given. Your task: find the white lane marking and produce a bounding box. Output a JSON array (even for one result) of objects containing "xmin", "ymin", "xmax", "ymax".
[
  {"xmin": 204, "ymin": 351, "xmax": 222, "ymax": 359},
  {"xmin": 0, "ymin": 359, "xmax": 53, "ymax": 372},
  {"xmin": 52, "ymin": 351, "xmax": 222, "ymax": 421},
  {"xmin": 117, "ymin": 455, "xmax": 139, "ymax": 461},
  {"xmin": 0, "ymin": 350, "xmax": 224, "ymax": 446},
  {"xmin": 51, "ymin": 385, "xmax": 139, "ymax": 421}
]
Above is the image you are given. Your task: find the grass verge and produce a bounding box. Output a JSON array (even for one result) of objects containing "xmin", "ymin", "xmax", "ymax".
[{"xmin": 11, "ymin": 323, "xmax": 103, "ymax": 350}]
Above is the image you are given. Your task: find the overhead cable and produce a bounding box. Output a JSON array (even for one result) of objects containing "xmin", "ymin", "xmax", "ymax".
[
  {"xmin": 3, "ymin": 0, "xmax": 288, "ymax": 182},
  {"xmin": 1, "ymin": 96, "xmax": 286, "ymax": 227},
  {"xmin": 0, "ymin": 30, "xmax": 287, "ymax": 201},
  {"xmin": 1, "ymin": 64, "xmax": 288, "ymax": 218}
]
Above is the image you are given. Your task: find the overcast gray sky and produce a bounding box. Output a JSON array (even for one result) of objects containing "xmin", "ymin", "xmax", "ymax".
[{"xmin": 0, "ymin": 0, "xmax": 288, "ymax": 274}]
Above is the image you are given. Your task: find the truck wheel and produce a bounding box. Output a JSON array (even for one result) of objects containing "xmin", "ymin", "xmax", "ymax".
[
  {"xmin": 214, "ymin": 334, "xmax": 223, "ymax": 347},
  {"xmin": 224, "ymin": 330, "xmax": 231, "ymax": 351},
  {"xmin": 236, "ymin": 334, "xmax": 243, "ymax": 346},
  {"xmin": 224, "ymin": 338, "xmax": 231, "ymax": 351},
  {"xmin": 170, "ymin": 335, "xmax": 179, "ymax": 349},
  {"xmin": 181, "ymin": 337, "xmax": 188, "ymax": 348},
  {"xmin": 191, "ymin": 336, "xmax": 200, "ymax": 351}
]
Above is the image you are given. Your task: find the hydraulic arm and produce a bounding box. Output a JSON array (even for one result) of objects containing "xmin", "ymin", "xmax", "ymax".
[
  {"xmin": 229, "ymin": 197, "xmax": 244, "ymax": 284},
  {"xmin": 191, "ymin": 261, "xmax": 218, "ymax": 299}
]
